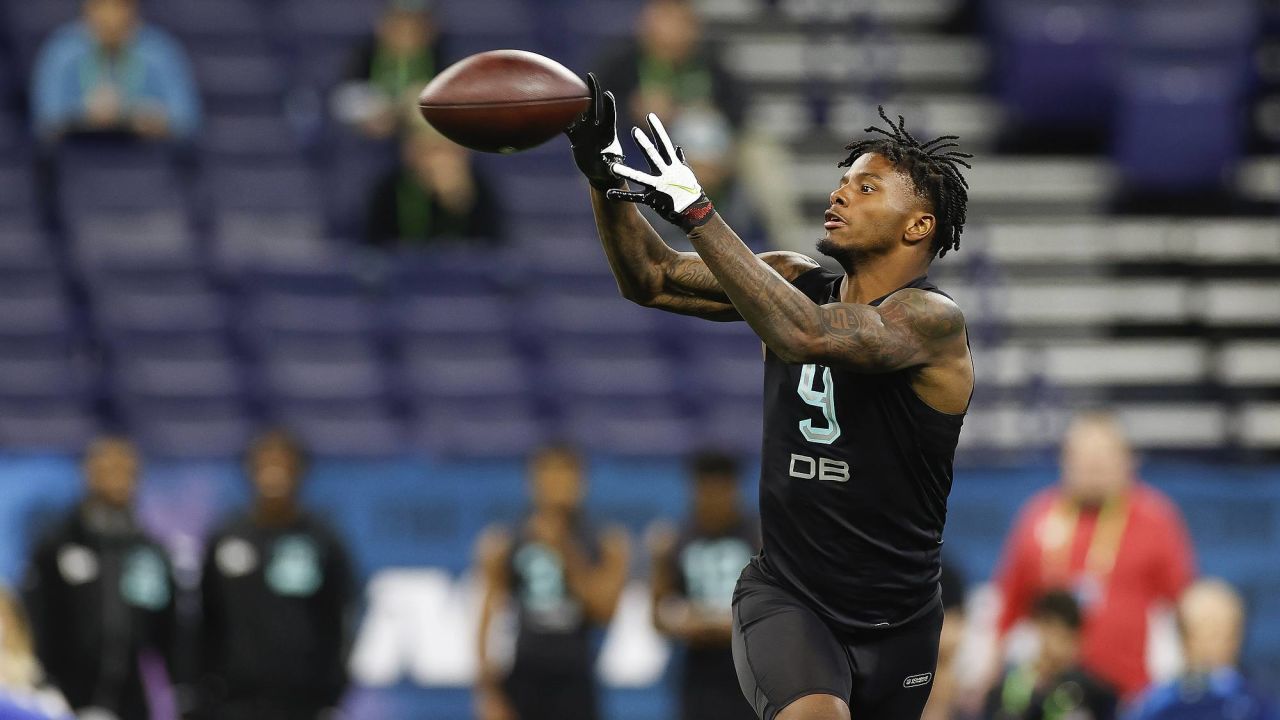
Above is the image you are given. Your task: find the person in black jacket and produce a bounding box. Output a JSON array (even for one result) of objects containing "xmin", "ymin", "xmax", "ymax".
[
  {"xmin": 21, "ymin": 435, "xmax": 177, "ymax": 720},
  {"xmin": 197, "ymin": 430, "xmax": 356, "ymax": 720}
]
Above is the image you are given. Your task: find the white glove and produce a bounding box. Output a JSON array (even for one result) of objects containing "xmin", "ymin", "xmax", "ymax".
[{"xmin": 606, "ymin": 113, "xmax": 716, "ymax": 230}]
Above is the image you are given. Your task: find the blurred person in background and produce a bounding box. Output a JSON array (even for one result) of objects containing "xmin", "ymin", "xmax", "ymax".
[
  {"xmin": 593, "ymin": 0, "xmax": 808, "ymax": 253},
  {"xmin": 338, "ymin": 0, "xmax": 443, "ymax": 140},
  {"xmin": 474, "ymin": 444, "xmax": 630, "ymax": 720},
  {"xmin": 31, "ymin": 0, "xmax": 200, "ymax": 143},
  {"xmin": 984, "ymin": 591, "xmax": 1117, "ymax": 720},
  {"xmin": 922, "ymin": 561, "xmax": 969, "ymax": 720},
  {"xmin": 991, "ymin": 412, "xmax": 1195, "ymax": 700},
  {"xmin": 0, "ymin": 587, "xmax": 72, "ymax": 720},
  {"xmin": 595, "ymin": 0, "xmax": 745, "ymax": 130},
  {"xmin": 1126, "ymin": 579, "xmax": 1278, "ymax": 720},
  {"xmin": 196, "ymin": 429, "xmax": 356, "ymax": 720},
  {"xmin": 21, "ymin": 436, "xmax": 177, "ymax": 720},
  {"xmin": 647, "ymin": 451, "xmax": 757, "ymax": 720},
  {"xmin": 364, "ymin": 124, "xmax": 502, "ymax": 247}
]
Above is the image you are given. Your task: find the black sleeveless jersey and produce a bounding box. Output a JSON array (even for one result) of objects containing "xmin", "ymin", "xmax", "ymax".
[
  {"xmin": 673, "ymin": 520, "xmax": 758, "ymax": 681},
  {"xmin": 754, "ymin": 269, "xmax": 966, "ymax": 633},
  {"xmin": 508, "ymin": 515, "xmax": 600, "ymax": 675}
]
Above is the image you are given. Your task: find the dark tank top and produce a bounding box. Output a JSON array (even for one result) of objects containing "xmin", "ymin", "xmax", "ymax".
[
  {"xmin": 509, "ymin": 514, "xmax": 599, "ymax": 675},
  {"xmin": 754, "ymin": 269, "xmax": 967, "ymax": 633}
]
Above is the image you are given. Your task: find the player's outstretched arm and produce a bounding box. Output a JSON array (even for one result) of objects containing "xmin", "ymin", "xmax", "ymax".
[
  {"xmin": 567, "ymin": 75, "xmax": 815, "ymax": 320},
  {"xmin": 609, "ymin": 115, "xmax": 967, "ymax": 373}
]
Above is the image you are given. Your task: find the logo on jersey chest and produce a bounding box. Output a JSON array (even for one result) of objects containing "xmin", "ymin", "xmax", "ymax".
[{"xmin": 788, "ymin": 453, "xmax": 850, "ymax": 482}]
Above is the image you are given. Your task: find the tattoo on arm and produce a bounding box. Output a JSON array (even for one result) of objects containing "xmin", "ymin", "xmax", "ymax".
[
  {"xmin": 813, "ymin": 289, "xmax": 966, "ymax": 371},
  {"xmin": 683, "ymin": 215, "xmax": 962, "ymax": 370}
]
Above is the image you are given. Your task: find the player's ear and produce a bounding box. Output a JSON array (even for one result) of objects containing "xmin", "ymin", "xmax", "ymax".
[{"xmin": 903, "ymin": 212, "xmax": 935, "ymax": 247}]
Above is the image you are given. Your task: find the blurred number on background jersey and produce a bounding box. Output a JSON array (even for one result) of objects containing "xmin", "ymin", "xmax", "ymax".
[
  {"xmin": 798, "ymin": 364, "xmax": 841, "ymax": 444},
  {"xmin": 514, "ymin": 543, "xmax": 566, "ymax": 612},
  {"xmin": 681, "ymin": 538, "xmax": 754, "ymax": 608}
]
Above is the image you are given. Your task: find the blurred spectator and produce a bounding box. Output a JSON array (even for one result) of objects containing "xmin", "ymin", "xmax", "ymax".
[
  {"xmin": 335, "ymin": 0, "xmax": 443, "ymax": 140},
  {"xmin": 984, "ymin": 591, "xmax": 1118, "ymax": 720},
  {"xmin": 30, "ymin": 0, "xmax": 200, "ymax": 143},
  {"xmin": 1126, "ymin": 580, "xmax": 1279, "ymax": 720},
  {"xmin": 197, "ymin": 430, "xmax": 356, "ymax": 720},
  {"xmin": 0, "ymin": 587, "xmax": 72, "ymax": 720},
  {"xmin": 594, "ymin": 0, "xmax": 808, "ymax": 253},
  {"xmin": 365, "ymin": 124, "xmax": 502, "ymax": 247},
  {"xmin": 647, "ymin": 451, "xmax": 757, "ymax": 720},
  {"xmin": 474, "ymin": 444, "xmax": 630, "ymax": 720},
  {"xmin": 21, "ymin": 436, "xmax": 177, "ymax": 720},
  {"xmin": 922, "ymin": 560, "xmax": 969, "ymax": 720},
  {"xmin": 992, "ymin": 412, "xmax": 1196, "ymax": 699},
  {"xmin": 595, "ymin": 0, "xmax": 745, "ymax": 129}
]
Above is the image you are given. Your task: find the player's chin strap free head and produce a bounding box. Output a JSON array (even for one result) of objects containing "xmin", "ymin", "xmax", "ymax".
[{"xmin": 605, "ymin": 113, "xmax": 717, "ymax": 233}]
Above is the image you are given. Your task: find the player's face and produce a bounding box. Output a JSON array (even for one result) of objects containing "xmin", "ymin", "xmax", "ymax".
[
  {"xmin": 85, "ymin": 0, "xmax": 137, "ymax": 48},
  {"xmin": 530, "ymin": 452, "xmax": 583, "ymax": 513},
  {"xmin": 1034, "ymin": 617, "xmax": 1080, "ymax": 675},
  {"xmin": 249, "ymin": 438, "xmax": 302, "ymax": 502},
  {"xmin": 84, "ymin": 438, "xmax": 139, "ymax": 509},
  {"xmin": 693, "ymin": 474, "xmax": 738, "ymax": 530},
  {"xmin": 819, "ymin": 153, "xmax": 923, "ymax": 264}
]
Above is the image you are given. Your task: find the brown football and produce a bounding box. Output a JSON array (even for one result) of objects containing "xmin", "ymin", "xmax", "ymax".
[{"xmin": 418, "ymin": 50, "xmax": 590, "ymax": 154}]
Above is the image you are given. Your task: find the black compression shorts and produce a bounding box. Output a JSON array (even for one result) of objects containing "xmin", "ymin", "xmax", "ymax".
[{"xmin": 730, "ymin": 562, "xmax": 943, "ymax": 720}]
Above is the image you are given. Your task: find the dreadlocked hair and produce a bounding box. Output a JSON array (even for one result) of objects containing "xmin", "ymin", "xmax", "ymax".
[{"xmin": 839, "ymin": 106, "xmax": 973, "ymax": 258}]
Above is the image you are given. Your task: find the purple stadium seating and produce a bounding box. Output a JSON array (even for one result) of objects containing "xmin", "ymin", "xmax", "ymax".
[
  {"xmin": 412, "ymin": 398, "xmax": 546, "ymax": 458},
  {"xmin": 129, "ymin": 403, "xmax": 258, "ymax": 459},
  {"xmin": 0, "ymin": 355, "xmax": 91, "ymax": 402},
  {"xmin": 113, "ymin": 350, "xmax": 244, "ymax": 402},
  {"xmin": 194, "ymin": 51, "xmax": 289, "ymax": 114},
  {"xmin": 560, "ymin": 398, "xmax": 699, "ymax": 457},
  {"xmin": 273, "ymin": 400, "xmax": 406, "ymax": 457},
  {"xmin": 4, "ymin": 0, "xmax": 80, "ymax": 76},
  {"xmin": 696, "ymin": 398, "xmax": 764, "ymax": 456},
  {"xmin": 143, "ymin": 0, "xmax": 269, "ymax": 55},
  {"xmin": 400, "ymin": 341, "xmax": 530, "ymax": 402},
  {"xmin": 0, "ymin": 400, "xmax": 98, "ymax": 452},
  {"xmin": 94, "ymin": 286, "xmax": 229, "ymax": 339},
  {"xmin": 242, "ymin": 292, "xmax": 380, "ymax": 340},
  {"xmin": 991, "ymin": 1, "xmax": 1118, "ymax": 130},
  {"xmin": 257, "ymin": 346, "xmax": 388, "ymax": 404},
  {"xmin": 393, "ymin": 293, "xmax": 512, "ymax": 340},
  {"xmin": 1113, "ymin": 62, "xmax": 1244, "ymax": 192},
  {"xmin": 201, "ymin": 113, "xmax": 306, "ymax": 161},
  {"xmin": 0, "ymin": 165, "xmax": 37, "ymax": 216}
]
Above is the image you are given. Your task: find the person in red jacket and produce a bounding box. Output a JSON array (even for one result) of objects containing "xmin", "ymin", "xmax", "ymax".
[{"xmin": 992, "ymin": 412, "xmax": 1195, "ymax": 699}]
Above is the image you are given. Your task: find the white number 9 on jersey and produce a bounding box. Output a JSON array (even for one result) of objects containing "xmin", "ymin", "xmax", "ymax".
[{"xmin": 797, "ymin": 364, "xmax": 841, "ymax": 444}]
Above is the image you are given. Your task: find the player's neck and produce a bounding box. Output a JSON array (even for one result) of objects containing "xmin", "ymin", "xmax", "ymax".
[{"xmin": 841, "ymin": 257, "xmax": 930, "ymax": 305}]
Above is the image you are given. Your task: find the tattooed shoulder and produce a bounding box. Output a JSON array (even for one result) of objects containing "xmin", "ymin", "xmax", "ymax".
[
  {"xmin": 759, "ymin": 251, "xmax": 821, "ymax": 281},
  {"xmin": 880, "ymin": 288, "xmax": 966, "ymax": 342}
]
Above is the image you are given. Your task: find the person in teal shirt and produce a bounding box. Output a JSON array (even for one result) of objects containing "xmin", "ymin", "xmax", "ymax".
[{"xmin": 31, "ymin": 0, "xmax": 200, "ymax": 142}]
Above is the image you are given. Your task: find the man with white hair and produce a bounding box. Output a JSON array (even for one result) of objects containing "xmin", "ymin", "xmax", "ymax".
[{"xmin": 1126, "ymin": 580, "xmax": 1278, "ymax": 720}]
